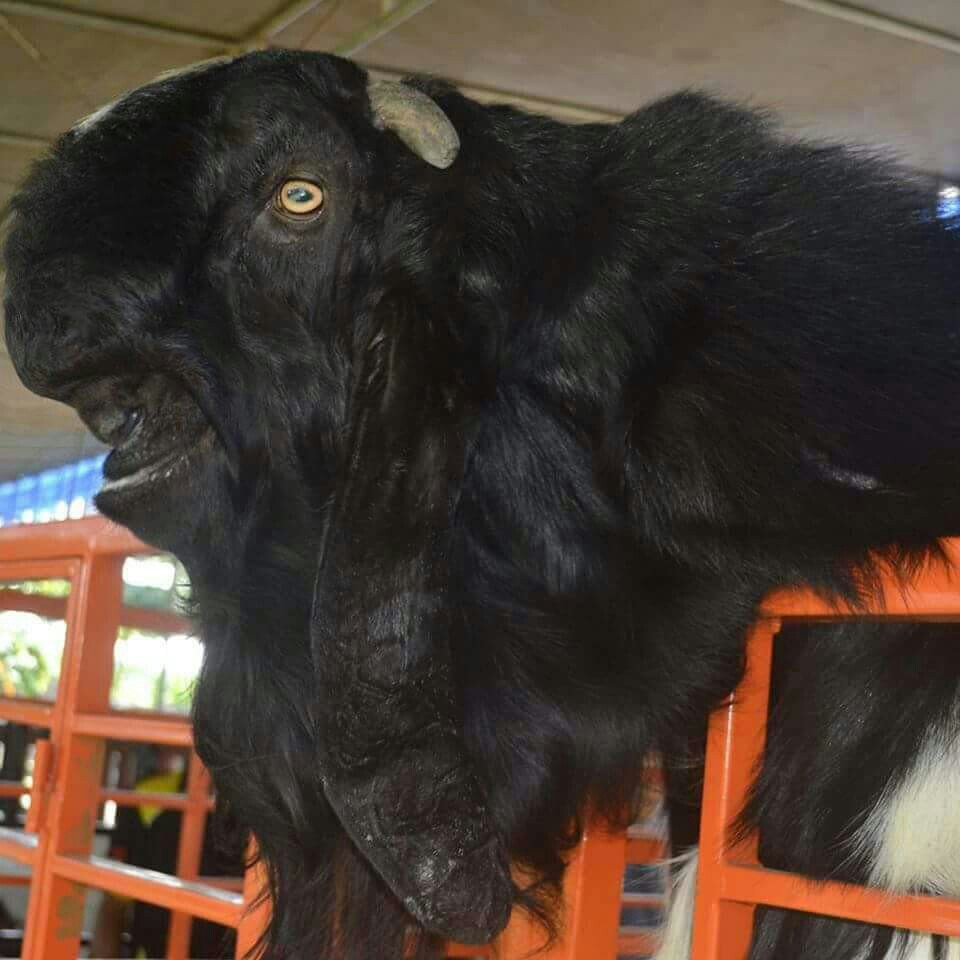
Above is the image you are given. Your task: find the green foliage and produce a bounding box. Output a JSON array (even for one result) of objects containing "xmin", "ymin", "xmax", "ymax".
[
  {"xmin": 110, "ymin": 629, "xmax": 200, "ymax": 714},
  {"xmin": 0, "ymin": 582, "xmax": 67, "ymax": 700},
  {"xmin": 0, "ymin": 630, "xmax": 53, "ymax": 699},
  {"xmin": 0, "ymin": 579, "xmax": 70, "ymax": 599}
]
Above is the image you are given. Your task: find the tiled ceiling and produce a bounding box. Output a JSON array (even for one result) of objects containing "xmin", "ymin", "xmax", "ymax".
[
  {"xmin": 75, "ymin": 0, "xmax": 293, "ymax": 37},
  {"xmin": 2, "ymin": 0, "xmax": 960, "ymax": 483}
]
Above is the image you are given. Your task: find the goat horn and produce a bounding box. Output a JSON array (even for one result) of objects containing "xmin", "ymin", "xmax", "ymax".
[{"xmin": 368, "ymin": 80, "xmax": 460, "ymax": 169}]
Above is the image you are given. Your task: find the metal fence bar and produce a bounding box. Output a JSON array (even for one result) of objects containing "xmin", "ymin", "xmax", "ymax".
[
  {"xmin": 73, "ymin": 711, "xmax": 193, "ymax": 746},
  {"xmin": 51, "ymin": 853, "xmax": 242, "ymax": 927},
  {"xmin": 690, "ymin": 538, "xmax": 960, "ymax": 959},
  {"xmin": 22, "ymin": 548, "xmax": 120, "ymax": 960},
  {"xmin": 0, "ymin": 517, "xmax": 668, "ymax": 957},
  {"xmin": 166, "ymin": 751, "xmax": 212, "ymax": 959},
  {"xmin": 0, "ymin": 519, "xmax": 263, "ymax": 955},
  {"xmin": 0, "ymin": 701, "xmax": 53, "ymax": 728}
]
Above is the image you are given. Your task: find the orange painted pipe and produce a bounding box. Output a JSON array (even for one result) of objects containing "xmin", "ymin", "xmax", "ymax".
[
  {"xmin": 0, "ymin": 829, "xmax": 38, "ymax": 866},
  {"xmin": 73, "ymin": 710, "xmax": 193, "ymax": 746},
  {"xmin": 0, "ymin": 516, "xmax": 146, "ymax": 561},
  {"xmin": 722, "ymin": 863, "xmax": 960, "ymax": 934},
  {"xmin": 24, "ymin": 738, "xmax": 52, "ymax": 833},
  {"xmin": 0, "ymin": 874, "xmax": 30, "ymax": 886},
  {"xmin": 51, "ymin": 853, "xmax": 243, "ymax": 927},
  {"xmin": 0, "ymin": 589, "xmax": 191, "ymax": 635},
  {"xmin": 235, "ymin": 849, "xmax": 270, "ymax": 959},
  {"xmin": 690, "ymin": 619, "xmax": 776, "ymax": 960},
  {"xmin": 0, "ymin": 699, "xmax": 54, "ymax": 728},
  {"xmin": 101, "ymin": 786, "xmax": 215, "ymax": 812}
]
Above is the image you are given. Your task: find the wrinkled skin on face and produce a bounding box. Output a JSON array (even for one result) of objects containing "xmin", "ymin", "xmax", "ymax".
[
  {"xmin": 7, "ymin": 47, "xmax": 960, "ymax": 960},
  {"xmin": 313, "ymin": 290, "xmax": 511, "ymax": 938}
]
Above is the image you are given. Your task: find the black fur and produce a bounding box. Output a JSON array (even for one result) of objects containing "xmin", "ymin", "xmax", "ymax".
[
  {"xmin": 743, "ymin": 622, "xmax": 960, "ymax": 959},
  {"xmin": 4, "ymin": 49, "xmax": 960, "ymax": 960}
]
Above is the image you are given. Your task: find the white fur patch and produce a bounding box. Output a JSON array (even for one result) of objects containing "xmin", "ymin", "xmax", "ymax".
[
  {"xmin": 653, "ymin": 847, "xmax": 699, "ymax": 960},
  {"xmin": 853, "ymin": 721, "xmax": 960, "ymax": 897}
]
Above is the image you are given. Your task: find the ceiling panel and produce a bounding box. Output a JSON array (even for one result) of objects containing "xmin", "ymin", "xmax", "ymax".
[
  {"xmin": 0, "ymin": 14, "xmax": 222, "ymax": 139},
  {"xmin": 0, "ymin": 430, "xmax": 104, "ymax": 480},
  {"xmin": 72, "ymin": 0, "xmax": 279, "ymax": 40},
  {"xmin": 353, "ymin": 0, "xmax": 960, "ymax": 175},
  {"xmin": 0, "ymin": 354, "xmax": 78, "ymax": 432},
  {"xmin": 0, "ymin": 141, "xmax": 44, "ymax": 204},
  {"xmin": 857, "ymin": 0, "xmax": 960, "ymax": 37},
  {"xmin": 275, "ymin": 0, "xmax": 387, "ymax": 50},
  {"xmin": 0, "ymin": 352, "xmax": 105, "ymax": 482}
]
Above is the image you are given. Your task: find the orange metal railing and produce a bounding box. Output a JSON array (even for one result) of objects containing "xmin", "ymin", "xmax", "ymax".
[
  {"xmin": 0, "ymin": 516, "xmax": 669, "ymax": 960},
  {"xmin": 691, "ymin": 538, "xmax": 960, "ymax": 959},
  {"xmin": 0, "ymin": 517, "xmax": 254, "ymax": 960}
]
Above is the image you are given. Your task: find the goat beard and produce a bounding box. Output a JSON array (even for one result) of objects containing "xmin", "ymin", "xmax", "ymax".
[
  {"xmin": 194, "ymin": 624, "xmax": 454, "ymax": 960},
  {"xmin": 189, "ymin": 292, "xmax": 518, "ymax": 960}
]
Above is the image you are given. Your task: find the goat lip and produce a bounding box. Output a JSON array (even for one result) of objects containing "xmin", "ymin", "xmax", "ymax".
[
  {"xmin": 99, "ymin": 448, "xmax": 186, "ymax": 496},
  {"xmin": 98, "ymin": 431, "xmax": 210, "ymax": 498},
  {"xmin": 102, "ymin": 432, "xmax": 162, "ymax": 482}
]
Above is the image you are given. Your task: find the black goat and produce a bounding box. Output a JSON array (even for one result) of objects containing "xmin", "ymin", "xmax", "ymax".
[{"xmin": 5, "ymin": 50, "xmax": 960, "ymax": 960}]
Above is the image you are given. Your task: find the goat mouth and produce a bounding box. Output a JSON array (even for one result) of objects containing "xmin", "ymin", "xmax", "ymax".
[
  {"xmin": 98, "ymin": 426, "xmax": 213, "ymax": 502},
  {"xmin": 70, "ymin": 371, "xmax": 215, "ymax": 503},
  {"xmin": 100, "ymin": 440, "xmax": 200, "ymax": 496}
]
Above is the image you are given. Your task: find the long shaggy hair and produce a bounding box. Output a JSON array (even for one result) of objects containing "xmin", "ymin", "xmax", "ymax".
[{"xmin": 5, "ymin": 49, "xmax": 960, "ymax": 960}]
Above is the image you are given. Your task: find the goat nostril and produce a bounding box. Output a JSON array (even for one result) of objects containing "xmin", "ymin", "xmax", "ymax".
[
  {"xmin": 90, "ymin": 406, "xmax": 142, "ymax": 446},
  {"xmin": 71, "ymin": 378, "xmax": 148, "ymax": 447}
]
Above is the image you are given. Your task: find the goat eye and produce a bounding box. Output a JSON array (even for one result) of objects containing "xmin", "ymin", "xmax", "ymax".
[{"xmin": 276, "ymin": 179, "xmax": 324, "ymax": 217}]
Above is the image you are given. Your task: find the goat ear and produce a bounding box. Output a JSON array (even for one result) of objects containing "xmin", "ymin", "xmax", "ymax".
[
  {"xmin": 367, "ymin": 80, "xmax": 460, "ymax": 169},
  {"xmin": 311, "ymin": 291, "xmax": 512, "ymax": 942}
]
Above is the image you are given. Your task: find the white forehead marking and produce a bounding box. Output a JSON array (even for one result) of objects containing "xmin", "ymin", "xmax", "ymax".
[{"xmin": 71, "ymin": 55, "xmax": 235, "ymax": 136}]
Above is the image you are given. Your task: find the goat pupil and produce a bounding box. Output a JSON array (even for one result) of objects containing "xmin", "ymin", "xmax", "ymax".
[{"xmin": 288, "ymin": 187, "xmax": 312, "ymax": 203}]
